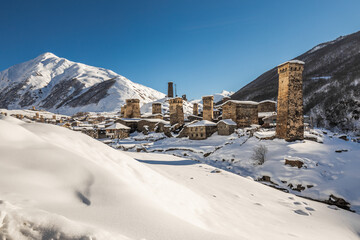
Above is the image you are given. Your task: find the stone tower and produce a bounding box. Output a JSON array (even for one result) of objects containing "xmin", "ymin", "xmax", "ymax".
[
  {"xmin": 124, "ymin": 99, "xmax": 141, "ymax": 118},
  {"xmin": 169, "ymin": 97, "xmax": 184, "ymax": 126},
  {"xmin": 202, "ymin": 96, "xmax": 214, "ymax": 121},
  {"xmin": 168, "ymin": 82, "xmax": 174, "ymax": 98},
  {"xmin": 152, "ymin": 102, "xmax": 162, "ymax": 115},
  {"xmin": 276, "ymin": 60, "xmax": 305, "ymax": 141},
  {"xmin": 193, "ymin": 103, "xmax": 199, "ymax": 116}
]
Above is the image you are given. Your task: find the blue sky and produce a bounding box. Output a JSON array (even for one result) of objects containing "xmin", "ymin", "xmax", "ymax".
[{"xmin": 1, "ymin": 0, "xmax": 360, "ymax": 100}]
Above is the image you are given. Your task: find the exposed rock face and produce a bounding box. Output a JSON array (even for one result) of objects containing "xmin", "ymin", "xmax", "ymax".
[
  {"xmin": 276, "ymin": 61, "xmax": 304, "ymax": 141},
  {"xmin": 231, "ymin": 31, "xmax": 360, "ymax": 133}
]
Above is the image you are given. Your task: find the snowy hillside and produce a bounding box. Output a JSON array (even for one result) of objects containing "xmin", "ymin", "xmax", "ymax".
[
  {"xmin": 0, "ymin": 53, "xmax": 165, "ymax": 115},
  {"xmin": 115, "ymin": 129, "xmax": 360, "ymax": 213},
  {"xmin": 1, "ymin": 116, "xmax": 360, "ymax": 239},
  {"xmin": 231, "ymin": 31, "xmax": 360, "ymax": 134}
]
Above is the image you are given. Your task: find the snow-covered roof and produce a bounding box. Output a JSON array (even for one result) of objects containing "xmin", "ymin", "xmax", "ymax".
[
  {"xmin": 120, "ymin": 118, "xmax": 141, "ymax": 122},
  {"xmin": 220, "ymin": 100, "xmax": 259, "ymax": 107},
  {"xmin": 217, "ymin": 119, "xmax": 237, "ymax": 126},
  {"xmin": 140, "ymin": 118, "xmax": 168, "ymax": 124},
  {"xmin": 278, "ymin": 60, "xmax": 305, "ymax": 67},
  {"xmin": 105, "ymin": 123, "xmax": 130, "ymax": 130},
  {"xmin": 187, "ymin": 120, "xmax": 217, "ymax": 127},
  {"xmin": 72, "ymin": 126, "xmax": 94, "ymax": 131},
  {"xmin": 259, "ymin": 100, "xmax": 277, "ymax": 104},
  {"xmin": 258, "ymin": 112, "xmax": 277, "ymax": 118}
]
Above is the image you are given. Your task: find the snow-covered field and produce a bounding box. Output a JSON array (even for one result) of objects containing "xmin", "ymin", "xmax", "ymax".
[
  {"xmin": 1, "ymin": 115, "xmax": 360, "ymax": 239},
  {"xmin": 114, "ymin": 128, "xmax": 360, "ymax": 213}
]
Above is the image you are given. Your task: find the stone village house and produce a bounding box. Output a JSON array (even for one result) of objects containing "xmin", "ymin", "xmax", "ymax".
[{"xmin": 105, "ymin": 123, "xmax": 130, "ymax": 139}]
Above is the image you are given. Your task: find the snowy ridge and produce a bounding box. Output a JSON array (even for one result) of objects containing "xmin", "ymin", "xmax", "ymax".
[{"xmin": 0, "ymin": 53, "xmax": 165, "ymax": 115}]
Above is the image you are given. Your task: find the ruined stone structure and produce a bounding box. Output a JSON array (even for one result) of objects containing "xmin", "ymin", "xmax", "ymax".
[
  {"xmin": 152, "ymin": 103, "xmax": 162, "ymax": 115},
  {"xmin": 258, "ymin": 100, "xmax": 276, "ymax": 112},
  {"xmin": 222, "ymin": 100, "xmax": 258, "ymax": 127},
  {"xmin": 276, "ymin": 60, "xmax": 305, "ymax": 141},
  {"xmin": 168, "ymin": 82, "xmax": 174, "ymax": 98},
  {"xmin": 124, "ymin": 99, "xmax": 141, "ymax": 119},
  {"xmin": 193, "ymin": 103, "xmax": 199, "ymax": 116},
  {"xmin": 169, "ymin": 97, "xmax": 184, "ymax": 126},
  {"xmin": 202, "ymin": 96, "xmax": 214, "ymax": 121}
]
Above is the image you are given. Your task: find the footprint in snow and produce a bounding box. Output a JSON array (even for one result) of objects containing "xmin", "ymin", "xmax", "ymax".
[
  {"xmin": 288, "ymin": 197, "xmax": 295, "ymax": 200},
  {"xmin": 293, "ymin": 201, "xmax": 302, "ymax": 205},
  {"xmin": 305, "ymin": 207, "xmax": 315, "ymax": 211},
  {"xmin": 294, "ymin": 209, "xmax": 309, "ymax": 216},
  {"xmin": 254, "ymin": 203, "xmax": 263, "ymax": 206}
]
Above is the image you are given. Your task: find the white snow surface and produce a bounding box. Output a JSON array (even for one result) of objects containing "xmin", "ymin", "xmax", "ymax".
[
  {"xmin": 1, "ymin": 116, "xmax": 360, "ymax": 239},
  {"xmin": 116, "ymin": 129, "xmax": 360, "ymax": 213},
  {"xmin": 0, "ymin": 52, "xmax": 165, "ymax": 115}
]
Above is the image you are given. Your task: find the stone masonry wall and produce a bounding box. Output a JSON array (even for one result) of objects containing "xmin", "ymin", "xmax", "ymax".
[
  {"xmin": 202, "ymin": 96, "xmax": 214, "ymax": 121},
  {"xmin": 169, "ymin": 97, "xmax": 184, "ymax": 126},
  {"xmin": 152, "ymin": 103, "xmax": 162, "ymax": 115},
  {"xmin": 276, "ymin": 62, "xmax": 304, "ymax": 141},
  {"xmin": 124, "ymin": 99, "xmax": 141, "ymax": 118}
]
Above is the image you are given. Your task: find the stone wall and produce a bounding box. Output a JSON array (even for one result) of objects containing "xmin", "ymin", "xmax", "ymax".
[
  {"xmin": 168, "ymin": 82, "xmax": 174, "ymax": 98},
  {"xmin": 276, "ymin": 61, "xmax": 304, "ymax": 141},
  {"xmin": 106, "ymin": 129, "xmax": 130, "ymax": 139},
  {"xmin": 217, "ymin": 122, "xmax": 236, "ymax": 135},
  {"xmin": 124, "ymin": 99, "xmax": 141, "ymax": 118},
  {"xmin": 169, "ymin": 97, "xmax": 184, "ymax": 126},
  {"xmin": 236, "ymin": 103, "xmax": 258, "ymax": 127},
  {"xmin": 193, "ymin": 103, "xmax": 199, "ymax": 116},
  {"xmin": 188, "ymin": 125, "xmax": 217, "ymax": 140},
  {"xmin": 202, "ymin": 96, "xmax": 214, "ymax": 121},
  {"xmin": 152, "ymin": 103, "xmax": 162, "ymax": 115},
  {"xmin": 222, "ymin": 101, "xmax": 237, "ymax": 122},
  {"xmin": 222, "ymin": 101, "xmax": 258, "ymax": 127},
  {"xmin": 258, "ymin": 101, "xmax": 276, "ymax": 112},
  {"xmin": 120, "ymin": 105, "xmax": 126, "ymax": 117}
]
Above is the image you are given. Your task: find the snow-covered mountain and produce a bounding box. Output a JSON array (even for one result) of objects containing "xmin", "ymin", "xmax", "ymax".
[
  {"xmin": 231, "ymin": 31, "xmax": 360, "ymax": 134},
  {"xmin": 0, "ymin": 52, "xmax": 165, "ymax": 115}
]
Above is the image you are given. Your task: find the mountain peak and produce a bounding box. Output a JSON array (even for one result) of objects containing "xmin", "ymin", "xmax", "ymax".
[
  {"xmin": 0, "ymin": 53, "xmax": 165, "ymax": 114},
  {"xmin": 36, "ymin": 52, "xmax": 58, "ymax": 60}
]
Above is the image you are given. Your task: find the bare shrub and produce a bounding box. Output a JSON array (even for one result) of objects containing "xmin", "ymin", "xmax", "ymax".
[{"xmin": 251, "ymin": 144, "xmax": 268, "ymax": 165}]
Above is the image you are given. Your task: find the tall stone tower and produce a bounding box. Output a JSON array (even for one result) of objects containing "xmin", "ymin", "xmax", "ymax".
[
  {"xmin": 168, "ymin": 82, "xmax": 174, "ymax": 98},
  {"xmin": 169, "ymin": 97, "xmax": 184, "ymax": 126},
  {"xmin": 152, "ymin": 102, "xmax": 162, "ymax": 115},
  {"xmin": 124, "ymin": 99, "xmax": 141, "ymax": 118},
  {"xmin": 193, "ymin": 103, "xmax": 199, "ymax": 116},
  {"xmin": 202, "ymin": 96, "xmax": 214, "ymax": 121},
  {"xmin": 276, "ymin": 60, "xmax": 305, "ymax": 141}
]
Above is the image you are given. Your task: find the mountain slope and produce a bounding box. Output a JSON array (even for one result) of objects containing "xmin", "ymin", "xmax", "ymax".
[
  {"xmin": 231, "ymin": 31, "xmax": 360, "ymax": 133},
  {"xmin": 0, "ymin": 53, "xmax": 165, "ymax": 115}
]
